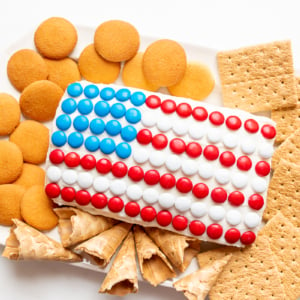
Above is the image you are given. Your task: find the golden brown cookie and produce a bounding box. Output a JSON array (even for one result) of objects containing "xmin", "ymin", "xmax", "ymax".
[
  {"xmin": 34, "ymin": 17, "xmax": 78, "ymax": 59},
  {"xmin": 21, "ymin": 185, "xmax": 58, "ymax": 231},
  {"xmin": 19, "ymin": 80, "xmax": 63, "ymax": 122},
  {"xmin": 0, "ymin": 93, "xmax": 21, "ymax": 136},
  {"xmin": 122, "ymin": 52, "xmax": 159, "ymax": 91},
  {"xmin": 0, "ymin": 184, "xmax": 25, "ymax": 226},
  {"xmin": 78, "ymin": 44, "xmax": 121, "ymax": 83},
  {"xmin": 142, "ymin": 39, "xmax": 187, "ymax": 87},
  {"xmin": 9, "ymin": 120, "xmax": 49, "ymax": 165},
  {"xmin": 168, "ymin": 62, "xmax": 215, "ymax": 100},
  {"xmin": 7, "ymin": 49, "xmax": 48, "ymax": 92},
  {"xmin": 0, "ymin": 140, "xmax": 23, "ymax": 184},
  {"xmin": 94, "ymin": 20, "xmax": 140, "ymax": 62},
  {"xmin": 44, "ymin": 58, "xmax": 81, "ymax": 91},
  {"xmin": 14, "ymin": 163, "xmax": 45, "ymax": 189}
]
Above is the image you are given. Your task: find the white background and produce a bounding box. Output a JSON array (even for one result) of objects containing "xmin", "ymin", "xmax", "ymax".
[{"xmin": 0, "ymin": 0, "xmax": 299, "ymax": 299}]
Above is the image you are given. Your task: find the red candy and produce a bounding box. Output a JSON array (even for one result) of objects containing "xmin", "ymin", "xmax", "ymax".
[
  {"xmin": 161, "ymin": 99, "xmax": 176, "ymax": 114},
  {"xmin": 240, "ymin": 231, "xmax": 256, "ymax": 245},
  {"xmin": 49, "ymin": 149, "xmax": 64, "ymax": 164},
  {"xmin": 226, "ymin": 116, "xmax": 242, "ymax": 130},
  {"xmin": 170, "ymin": 138, "xmax": 186, "ymax": 154},
  {"xmin": 255, "ymin": 161, "xmax": 271, "ymax": 176},
  {"xmin": 160, "ymin": 173, "xmax": 176, "ymax": 189},
  {"xmin": 176, "ymin": 177, "xmax": 193, "ymax": 193},
  {"xmin": 192, "ymin": 183, "xmax": 209, "ymax": 199},
  {"xmin": 172, "ymin": 215, "xmax": 188, "ymax": 231},
  {"xmin": 156, "ymin": 211, "xmax": 173, "ymax": 226},
  {"xmin": 237, "ymin": 156, "xmax": 252, "ymax": 171},
  {"xmin": 186, "ymin": 142, "xmax": 202, "ymax": 158},
  {"xmin": 128, "ymin": 166, "xmax": 144, "ymax": 181},
  {"xmin": 75, "ymin": 190, "xmax": 91, "ymax": 206},
  {"xmin": 91, "ymin": 193, "xmax": 107, "ymax": 209},
  {"xmin": 140, "ymin": 206, "xmax": 157, "ymax": 222},
  {"xmin": 192, "ymin": 106, "xmax": 208, "ymax": 121},
  {"xmin": 261, "ymin": 124, "xmax": 276, "ymax": 139},
  {"xmin": 64, "ymin": 152, "xmax": 80, "ymax": 167},
  {"xmin": 228, "ymin": 191, "xmax": 245, "ymax": 206},
  {"xmin": 207, "ymin": 224, "xmax": 223, "ymax": 239},
  {"xmin": 108, "ymin": 196, "xmax": 124, "ymax": 213},
  {"xmin": 209, "ymin": 111, "xmax": 224, "ymax": 126},
  {"xmin": 145, "ymin": 95, "xmax": 161, "ymax": 109},
  {"xmin": 189, "ymin": 220, "xmax": 206, "ymax": 236},
  {"xmin": 137, "ymin": 129, "xmax": 152, "ymax": 144},
  {"xmin": 125, "ymin": 201, "xmax": 140, "ymax": 217},
  {"xmin": 219, "ymin": 151, "xmax": 236, "ymax": 167},
  {"xmin": 152, "ymin": 134, "xmax": 168, "ymax": 149},
  {"xmin": 81, "ymin": 154, "xmax": 96, "ymax": 170},
  {"xmin": 96, "ymin": 158, "xmax": 112, "ymax": 174},
  {"xmin": 111, "ymin": 161, "xmax": 128, "ymax": 177},
  {"xmin": 176, "ymin": 102, "xmax": 192, "ymax": 117},
  {"xmin": 244, "ymin": 119, "xmax": 259, "ymax": 133},
  {"xmin": 248, "ymin": 194, "xmax": 264, "ymax": 210},
  {"xmin": 203, "ymin": 145, "xmax": 219, "ymax": 160},
  {"xmin": 45, "ymin": 183, "xmax": 60, "ymax": 198},
  {"xmin": 61, "ymin": 187, "xmax": 76, "ymax": 202},
  {"xmin": 144, "ymin": 170, "xmax": 160, "ymax": 185},
  {"xmin": 225, "ymin": 228, "xmax": 241, "ymax": 243},
  {"xmin": 211, "ymin": 187, "xmax": 227, "ymax": 203}
]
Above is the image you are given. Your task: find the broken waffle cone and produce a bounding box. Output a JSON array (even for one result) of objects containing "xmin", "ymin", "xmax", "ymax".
[
  {"xmin": 75, "ymin": 222, "xmax": 132, "ymax": 268},
  {"xmin": 173, "ymin": 254, "xmax": 232, "ymax": 300},
  {"xmin": 54, "ymin": 207, "xmax": 115, "ymax": 247},
  {"xmin": 99, "ymin": 231, "xmax": 138, "ymax": 296},
  {"xmin": 133, "ymin": 226, "xmax": 176, "ymax": 286},
  {"xmin": 145, "ymin": 227, "xmax": 201, "ymax": 272},
  {"xmin": 2, "ymin": 219, "xmax": 81, "ymax": 262}
]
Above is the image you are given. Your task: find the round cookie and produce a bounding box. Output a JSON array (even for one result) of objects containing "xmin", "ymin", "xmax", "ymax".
[
  {"xmin": 94, "ymin": 20, "xmax": 140, "ymax": 62},
  {"xmin": 0, "ymin": 93, "xmax": 21, "ymax": 136},
  {"xmin": 0, "ymin": 140, "xmax": 23, "ymax": 184},
  {"xmin": 168, "ymin": 62, "xmax": 215, "ymax": 100},
  {"xmin": 20, "ymin": 80, "xmax": 64, "ymax": 122},
  {"xmin": 0, "ymin": 184, "xmax": 25, "ymax": 226},
  {"xmin": 142, "ymin": 39, "xmax": 187, "ymax": 87},
  {"xmin": 44, "ymin": 58, "xmax": 81, "ymax": 91},
  {"xmin": 9, "ymin": 120, "xmax": 49, "ymax": 165},
  {"xmin": 14, "ymin": 163, "xmax": 45, "ymax": 189},
  {"xmin": 21, "ymin": 185, "xmax": 58, "ymax": 230},
  {"xmin": 7, "ymin": 49, "xmax": 48, "ymax": 92},
  {"xmin": 122, "ymin": 52, "xmax": 159, "ymax": 91},
  {"xmin": 78, "ymin": 44, "xmax": 121, "ymax": 83},
  {"xmin": 34, "ymin": 17, "xmax": 78, "ymax": 59}
]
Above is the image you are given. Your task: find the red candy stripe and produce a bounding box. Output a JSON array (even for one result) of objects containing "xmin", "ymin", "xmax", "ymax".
[
  {"xmin": 170, "ymin": 138, "xmax": 186, "ymax": 154},
  {"xmin": 261, "ymin": 124, "xmax": 276, "ymax": 139},
  {"xmin": 125, "ymin": 201, "xmax": 140, "ymax": 217},
  {"xmin": 211, "ymin": 187, "xmax": 227, "ymax": 203},
  {"xmin": 61, "ymin": 187, "xmax": 76, "ymax": 202},
  {"xmin": 96, "ymin": 158, "xmax": 112, "ymax": 174},
  {"xmin": 49, "ymin": 149, "xmax": 64, "ymax": 164},
  {"xmin": 161, "ymin": 99, "xmax": 176, "ymax": 113},
  {"xmin": 144, "ymin": 170, "xmax": 160, "ymax": 185},
  {"xmin": 207, "ymin": 224, "xmax": 223, "ymax": 239},
  {"xmin": 64, "ymin": 152, "xmax": 80, "ymax": 167},
  {"xmin": 137, "ymin": 129, "xmax": 152, "ymax": 144},
  {"xmin": 152, "ymin": 133, "xmax": 168, "ymax": 149},
  {"xmin": 108, "ymin": 196, "xmax": 124, "ymax": 213},
  {"xmin": 203, "ymin": 145, "xmax": 219, "ymax": 160},
  {"xmin": 156, "ymin": 211, "xmax": 173, "ymax": 226},
  {"xmin": 176, "ymin": 177, "xmax": 193, "ymax": 193},
  {"xmin": 176, "ymin": 103, "xmax": 192, "ymax": 117},
  {"xmin": 228, "ymin": 191, "xmax": 245, "ymax": 206},
  {"xmin": 111, "ymin": 161, "xmax": 128, "ymax": 177},
  {"xmin": 172, "ymin": 215, "xmax": 188, "ymax": 231},
  {"xmin": 219, "ymin": 151, "xmax": 236, "ymax": 167},
  {"xmin": 225, "ymin": 228, "xmax": 241, "ymax": 243},
  {"xmin": 186, "ymin": 142, "xmax": 202, "ymax": 158},
  {"xmin": 81, "ymin": 154, "xmax": 96, "ymax": 170},
  {"xmin": 226, "ymin": 116, "xmax": 242, "ymax": 130},
  {"xmin": 45, "ymin": 183, "xmax": 60, "ymax": 198},
  {"xmin": 192, "ymin": 183, "xmax": 209, "ymax": 199},
  {"xmin": 244, "ymin": 119, "xmax": 259, "ymax": 133},
  {"xmin": 189, "ymin": 220, "xmax": 206, "ymax": 236},
  {"xmin": 248, "ymin": 194, "xmax": 264, "ymax": 210},
  {"xmin": 240, "ymin": 231, "xmax": 256, "ymax": 245},
  {"xmin": 192, "ymin": 106, "xmax": 208, "ymax": 121},
  {"xmin": 146, "ymin": 95, "xmax": 161, "ymax": 108},
  {"xmin": 255, "ymin": 161, "xmax": 271, "ymax": 176},
  {"xmin": 128, "ymin": 166, "xmax": 144, "ymax": 181},
  {"xmin": 237, "ymin": 156, "xmax": 252, "ymax": 171},
  {"xmin": 91, "ymin": 193, "xmax": 107, "ymax": 209},
  {"xmin": 75, "ymin": 190, "xmax": 91, "ymax": 206},
  {"xmin": 140, "ymin": 206, "xmax": 157, "ymax": 222},
  {"xmin": 160, "ymin": 173, "xmax": 176, "ymax": 189},
  {"xmin": 209, "ymin": 111, "xmax": 224, "ymax": 125}
]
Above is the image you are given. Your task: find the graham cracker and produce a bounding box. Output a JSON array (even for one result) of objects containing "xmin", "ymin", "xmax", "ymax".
[
  {"xmin": 196, "ymin": 236, "xmax": 285, "ymax": 299},
  {"xmin": 259, "ymin": 212, "xmax": 300, "ymax": 299},
  {"xmin": 217, "ymin": 40, "xmax": 297, "ymax": 113},
  {"xmin": 263, "ymin": 159, "xmax": 300, "ymax": 228},
  {"xmin": 271, "ymin": 77, "xmax": 300, "ymax": 143}
]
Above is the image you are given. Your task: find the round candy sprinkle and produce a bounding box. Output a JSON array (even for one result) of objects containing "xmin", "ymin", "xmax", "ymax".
[
  {"xmin": 161, "ymin": 99, "xmax": 176, "ymax": 114},
  {"xmin": 258, "ymin": 144, "xmax": 274, "ymax": 159},
  {"xmin": 56, "ymin": 114, "xmax": 71, "ymax": 131},
  {"xmin": 45, "ymin": 183, "xmax": 60, "ymax": 198},
  {"xmin": 146, "ymin": 95, "xmax": 161, "ymax": 108},
  {"xmin": 240, "ymin": 139, "xmax": 256, "ymax": 155},
  {"xmin": 176, "ymin": 177, "xmax": 193, "ymax": 193},
  {"xmin": 61, "ymin": 187, "xmax": 76, "ymax": 202},
  {"xmin": 67, "ymin": 82, "xmax": 83, "ymax": 97},
  {"xmin": 156, "ymin": 211, "xmax": 172, "ymax": 226},
  {"xmin": 49, "ymin": 149, "xmax": 64, "ymax": 164},
  {"xmin": 144, "ymin": 170, "xmax": 160, "ymax": 185},
  {"xmin": 116, "ymin": 142, "xmax": 132, "ymax": 159},
  {"xmin": 192, "ymin": 183, "xmax": 209, "ymax": 199},
  {"xmin": 75, "ymin": 190, "xmax": 91, "ymax": 206},
  {"xmin": 248, "ymin": 194, "xmax": 264, "ymax": 210},
  {"xmin": 190, "ymin": 202, "xmax": 207, "ymax": 218},
  {"xmin": 158, "ymin": 193, "xmax": 175, "ymax": 209},
  {"xmin": 91, "ymin": 193, "xmax": 107, "ymax": 209},
  {"xmin": 126, "ymin": 184, "xmax": 143, "ymax": 201},
  {"xmin": 261, "ymin": 124, "xmax": 276, "ymax": 139},
  {"xmin": 165, "ymin": 155, "xmax": 181, "ymax": 172},
  {"xmin": 152, "ymin": 134, "xmax": 168, "ymax": 149},
  {"xmin": 176, "ymin": 102, "xmax": 192, "ymax": 117},
  {"xmin": 219, "ymin": 151, "xmax": 236, "ymax": 167},
  {"xmin": 207, "ymin": 128, "xmax": 222, "ymax": 143},
  {"xmin": 157, "ymin": 118, "xmax": 172, "ymax": 132},
  {"xmin": 211, "ymin": 187, "xmax": 227, "ymax": 203},
  {"xmin": 116, "ymin": 88, "xmax": 131, "ymax": 101},
  {"xmin": 172, "ymin": 215, "xmax": 188, "ymax": 231},
  {"xmin": 110, "ymin": 180, "xmax": 127, "ymax": 196},
  {"xmin": 237, "ymin": 156, "xmax": 252, "ymax": 171},
  {"xmin": 192, "ymin": 106, "xmax": 208, "ymax": 121},
  {"xmin": 133, "ymin": 148, "xmax": 149, "ymax": 164},
  {"xmin": 93, "ymin": 177, "xmax": 110, "ymax": 193},
  {"xmin": 90, "ymin": 118, "xmax": 105, "ymax": 135},
  {"xmin": 100, "ymin": 87, "xmax": 115, "ymax": 100},
  {"xmin": 209, "ymin": 111, "xmax": 224, "ymax": 125},
  {"xmin": 125, "ymin": 201, "xmax": 140, "ymax": 217},
  {"xmin": 207, "ymin": 224, "xmax": 223, "ymax": 239},
  {"xmin": 251, "ymin": 177, "xmax": 267, "ymax": 193},
  {"xmin": 186, "ymin": 142, "xmax": 202, "ymax": 158},
  {"xmin": 203, "ymin": 145, "xmax": 219, "ymax": 160},
  {"xmin": 131, "ymin": 91, "xmax": 146, "ymax": 106},
  {"xmin": 244, "ymin": 119, "xmax": 259, "ymax": 133},
  {"xmin": 214, "ymin": 169, "xmax": 230, "ymax": 185},
  {"xmin": 108, "ymin": 196, "xmax": 124, "ymax": 213},
  {"xmin": 189, "ymin": 124, "xmax": 206, "ymax": 140},
  {"xmin": 149, "ymin": 151, "xmax": 165, "ymax": 167},
  {"xmin": 255, "ymin": 161, "xmax": 271, "ymax": 176},
  {"xmin": 226, "ymin": 116, "xmax": 242, "ymax": 130},
  {"xmin": 128, "ymin": 166, "xmax": 144, "ymax": 181},
  {"xmin": 84, "ymin": 136, "xmax": 100, "ymax": 152},
  {"xmin": 140, "ymin": 206, "xmax": 156, "ymax": 222},
  {"xmin": 64, "ymin": 152, "xmax": 80, "ymax": 167},
  {"xmin": 173, "ymin": 121, "xmax": 188, "ymax": 136},
  {"xmin": 189, "ymin": 220, "xmax": 205, "ymax": 236},
  {"xmin": 110, "ymin": 103, "xmax": 126, "ymax": 118},
  {"xmin": 61, "ymin": 98, "xmax": 77, "ymax": 114},
  {"xmin": 137, "ymin": 129, "xmax": 152, "ymax": 144},
  {"xmin": 73, "ymin": 115, "xmax": 89, "ymax": 131},
  {"xmin": 182, "ymin": 160, "xmax": 198, "ymax": 176},
  {"xmin": 170, "ymin": 138, "xmax": 186, "ymax": 154},
  {"xmin": 174, "ymin": 197, "xmax": 191, "ymax": 212},
  {"xmin": 62, "ymin": 169, "xmax": 77, "ymax": 185},
  {"xmin": 160, "ymin": 173, "xmax": 176, "ymax": 189},
  {"xmin": 81, "ymin": 154, "xmax": 96, "ymax": 170},
  {"xmin": 125, "ymin": 108, "xmax": 141, "ymax": 124},
  {"xmin": 198, "ymin": 162, "xmax": 214, "ymax": 179},
  {"xmin": 84, "ymin": 84, "xmax": 99, "ymax": 98},
  {"xmin": 68, "ymin": 132, "xmax": 84, "ymax": 148},
  {"xmin": 240, "ymin": 231, "xmax": 256, "ymax": 245},
  {"xmin": 143, "ymin": 188, "xmax": 159, "ymax": 204},
  {"xmin": 100, "ymin": 138, "xmax": 116, "ymax": 154},
  {"xmin": 94, "ymin": 101, "xmax": 110, "ymax": 117},
  {"xmin": 105, "ymin": 119, "xmax": 122, "ymax": 136},
  {"xmin": 208, "ymin": 206, "xmax": 226, "ymax": 221},
  {"xmin": 77, "ymin": 172, "xmax": 93, "ymax": 189},
  {"xmin": 226, "ymin": 209, "xmax": 242, "ymax": 226},
  {"xmin": 96, "ymin": 158, "xmax": 112, "ymax": 174},
  {"xmin": 244, "ymin": 212, "xmax": 260, "ymax": 228},
  {"xmin": 78, "ymin": 99, "xmax": 93, "ymax": 115},
  {"xmin": 228, "ymin": 191, "xmax": 245, "ymax": 206},
  {"xmin": 141, "ymin": 112, "xmax": 156, "ymax": 127},
  {"xmin": 121, "ymin": 125, "xmax": 137, "ymax": 142},
  {"xmin": 51, "ymin": 131, "xmax": 67, "ymax": 147},
  {"xmin": 223, "ymin": 133, "xmax": 238, "ymax": 149},
  {"xmin": 111, "ymin": 161, "xmax": 128, "ymax": 178},
  {"xmin": 225, "ymin": 228, "xmax": 241, "ymax": 244}
]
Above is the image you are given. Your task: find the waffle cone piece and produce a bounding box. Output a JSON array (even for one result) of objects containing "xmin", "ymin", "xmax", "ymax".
[
  {"xmin": 133, "ymin": 226, "xmax": 176, "ymax": 286},
  {"xmin": 2, "ymin": 219, "xmax": 81, "ymax": 262},
  {"xmin": 99, "ymin": 231, "xmax": 138, "ymax": 296},
  {"xmin": 145, "ymin": 227, "xmax": 201, "ymax": 272},
  {"xmin": 173, "ymin": 254, "xmax": 232, "ymax": 300},
  {"xmin": 75, "ymin": 222, "xmax": 132, "ymax": 268},
  {"xmin": 54, "ymin": 207, "xmax": 115, "ymax": 247}
]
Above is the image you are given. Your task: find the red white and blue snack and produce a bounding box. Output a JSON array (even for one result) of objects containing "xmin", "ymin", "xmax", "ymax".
[{"xmin": 45, "ymin": 81, "xmax": 276, "ymax": 247}]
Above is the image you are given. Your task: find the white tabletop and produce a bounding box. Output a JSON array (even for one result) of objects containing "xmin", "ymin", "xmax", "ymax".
[{"xmin": 0, "ymin": 0, "xmax": 299, "ymax": 299}]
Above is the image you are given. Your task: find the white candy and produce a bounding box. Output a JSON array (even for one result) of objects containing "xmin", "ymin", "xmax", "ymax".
[
  {"xmin": 143, "ymin": 188, "xmax": 159, "ymax": 204},
  {"xmin": 188, "ymin": 124, "xmax": 206, "ymax": 140},
  {"xmin": 93, "ymin": 177, "xmax": 110, "ymax": 192},
  {"xmin": 46, "ymin": 166, "xmax": 61, "ymax": 182},
  {"xmin": 141, "ymin": 112, "xmax": 156, "ymax": 127},
  {"xmin": 215, "ymin": 169, "xmax": 230, "ymax": 185},
  {"xmin": 126, "ymin": 184, "xmax": 143, "ymax": 201},
  {"xmin": 133, "ymin": 148, "xmax": 149, "ymax": 164},
  {"xmin": 157, "ymin": 118, "xmax": 172, "ymax": 132},
  {"xmin": 77, "ymin": 172, "xmax": 93, "ymax": 189},
  {"xmin": 244, "ymin": 212, "xmax": 260, "ymax": 228},
  {"xmin": 165, "ymin": 155, "xmax": 181, "ymax": 172},
  {"xmin": 226, "ymin": 210, "xmax": 242, "ymax": 226},
  {"xmin": 223, "ymin": 133, "xmax": 238, "ymax": 149},
  {"xmin": 182, "ymin": 159, "xmax": 198, "ymax": 176},
  {"xmin": 207, "ymin": 128, "xmax": 222, "ymax": 143},
  {"xmin": 208, "ymin": 206, "xmax": 225, "ymax": 221},
  {"xmin": 62, "ymin": 169, "xmax": 77, "ymax": 185},
  {"xmin": 110, "ymin": 180, "xmax": 127, "ymax": 195},
  {"xmin": 175, "ymin": 197, "xmax": 191, "ymax": 212},
  {"xmin": 149, "ymin": 151, "xmax": 165, "ymax": 167},
  {"xmin": 251, "ymin": 178, "xmax": 267, "ymax": 193},
  {"xmin": 158, "ymin": 193, "xmax": 175, "ymax": 209},
  {"xmin": 198, "ymin": 162, "xmax": 214, "ymax": 179},
  {"xmin": 231, "ymin": 172, "xmax": 248, "ymax": 189},
  {"xmin": 190, "ymin": 202, "xmax": 207, "ymax": 218},
  {"xmin": 258, "ymin": 143, "xmax": 274, "ymax": 159},
  {"xmin": 173, "ymin": 121, "xmax": 188, "ymax": 136},
  {"xmin": 241, "ymin": 139, "xmax": 256, "ymax": 154}
]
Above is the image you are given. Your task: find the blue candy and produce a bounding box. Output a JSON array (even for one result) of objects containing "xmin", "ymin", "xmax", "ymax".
[
  {"xmin": 61, "ymin": 98, "xmax": 77, "ymax": 114},
  {"xmin": 73, "ymin": 115, "xmax": 89, "ymax": 132},
  {"xmin": 130, "ymin": 91, "xmax": 146, "ymax": 106},
  {"xmin": 67, "ymin": 83, "xmax": 83, "ymax": 97},
  {"xmin": 84, "ymin": 136, "xmax": 100, "ymax": 152},
  {"xmin": 125, "ymin": 108, "xmax": 141, "ymax": 124},
  {"xmin": 56, "ymin": 114, "xmax": 71, "ymax": 131},
  {"xmin": 121, "ymin": 125, "xmax": 137, "ymax": 142},
  {"xmin": 68, "ymin": 132, "xmax": 84, "ymax": 148},
  {"xmin": 78, "ymin": 99, "xmax": 93, "ymax": 115},
  {"xmin": 110, "ymin": 103, "xmax": 126, "ymax": 118},
  {"xmin": 100, "ymin": 138, "xmax": 116, "ymax": 154},
  {"xmin": 116, "ymin": 142, "xmax": 132, "ymax": 159},
  {"xmin": 84, "ymin": 84, "xmax": 100, "ymax": 98},
  {"xmin": 90, "ymin": 118, "xmax": 105, "ymax": 135},
  {"xmin": 94, "ymin": 101, "xmax": 110, "ymax": 117},
  {"xmin": 51, "ymin": 131, "xmax": 67, "ymax": 147},
  {"xmin": 100, "ymin": 87, "xmax": 115, "ymax": 100},
  {"xmin": 116, "ymin": 88, "xmax": 131, "ymax": 102},
  {"xmin": 105, "ymin": 120, "xmax": 122, "ymax": 136}
]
